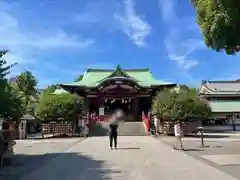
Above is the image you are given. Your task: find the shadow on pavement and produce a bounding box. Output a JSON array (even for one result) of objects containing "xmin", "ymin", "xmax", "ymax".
[
  {"xmin": 0, "ymin": 152, "xmax": 122, "ymax": 180},
  {"xmin": 27, "ymin": 134, "xmax": 84, "ymax": 140},
  {"xmin": 117, "ymin": 147, "xmax": 140, "ymax": 150},
  {"xmin": 183, "ymin": 148, "xmax": 205, "ymax": 152},
  {"xmin": 184, "ymin": 134, "xmax": 230, "ymax": 138}
]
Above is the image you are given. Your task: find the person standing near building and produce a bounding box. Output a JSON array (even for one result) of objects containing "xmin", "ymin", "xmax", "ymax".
[
  {"xmin": 109, "ymin": 109, "xmax": 123, "ymax": 149},
  {"xmin": 109, "ymin": 113, "xmax": 119, "ymax": 149},
  {"xmin": 173, "ymin": 121, "xmax": 184, "ymax": 150}
]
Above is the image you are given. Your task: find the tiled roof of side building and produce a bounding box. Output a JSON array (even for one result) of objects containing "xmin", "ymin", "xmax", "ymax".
[{"xmin": 202, "ymin": 80, "xmax": 240, "ymax": 93}]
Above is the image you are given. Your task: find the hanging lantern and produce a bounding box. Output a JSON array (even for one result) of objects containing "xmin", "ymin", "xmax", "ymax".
[{"xmin": 122, "ymin": 99, "xmax": 124, "ymax": 103}]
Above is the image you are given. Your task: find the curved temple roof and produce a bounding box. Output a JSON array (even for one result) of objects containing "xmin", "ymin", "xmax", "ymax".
[{"xmin": 61, "ymin": 66, "xmax": 175, "ymax": 88}]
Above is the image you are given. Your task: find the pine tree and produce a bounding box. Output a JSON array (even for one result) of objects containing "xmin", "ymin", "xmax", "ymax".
[{"xmin": 0, "ymin": 50, "xmax": 23, "ymax": 120}]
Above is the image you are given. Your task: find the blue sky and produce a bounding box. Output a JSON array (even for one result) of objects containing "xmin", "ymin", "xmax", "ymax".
[{"xmin": 1, "ymin": 0, "xmax": 240, "ymax": 88}]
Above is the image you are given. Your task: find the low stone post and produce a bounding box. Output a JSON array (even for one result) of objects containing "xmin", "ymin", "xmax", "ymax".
[
  {"xmin": 154, "ymin": 116, "xmax": 160, "ymax": 135},
  {"xmin": 18, "ymin": 120, "xmax": 27, "ymax": 139},
  {"xmin": 231, "ymin": 115, "xmax": 236, "ymax": 132},
  {"xmin": 198, "ymin": 126, "xmax": 204, "ymax": 147}
]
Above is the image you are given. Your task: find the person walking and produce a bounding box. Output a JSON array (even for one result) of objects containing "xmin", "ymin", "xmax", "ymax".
[{"xmin": 173, "ymin": 121, "xmax": 184, "ymax": 150}]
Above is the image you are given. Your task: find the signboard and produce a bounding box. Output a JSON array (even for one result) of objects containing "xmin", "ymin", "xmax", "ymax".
[
  {"xmin": 99, "ymin": 107, "xmax": 105, "ymax": 115},
  {"xmin": 116, "ymin": 81, "xmax": 122, "ymax": 84}
]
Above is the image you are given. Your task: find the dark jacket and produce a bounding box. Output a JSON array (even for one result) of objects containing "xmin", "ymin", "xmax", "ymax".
[{"xmin": 109, "ymin": 123, "xmax": 118, "ymax": 136}]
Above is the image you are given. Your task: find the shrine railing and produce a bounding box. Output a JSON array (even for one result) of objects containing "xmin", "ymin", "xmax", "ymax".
[{"xmin": 95, "ymin": 115, "xmax": 109, "ymax": 123}]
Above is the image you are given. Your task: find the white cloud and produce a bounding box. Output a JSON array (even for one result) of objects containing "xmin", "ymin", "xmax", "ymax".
[
  {"xmin": 33, "ymin": 62, "xmax": 116, "ymax": 88},
  {"xmin": 168, "ymin": 54, "xmax": 199, "ymax": 70},
  {"xmin": 114, "ymin": 0, "xmax": 151, "ymax": 47},
  {"xmin": 0, "ymin": 7, "xmax": 95, "ymax": 65},
  {"xmin": 159, "ymin": 0, "xmax": 204, "ymax": 70},
  {"xmin": 0, "ymin": 2, "xmax": 95, "ymax": 87},
  {"xmin": 5, "ymin": 53, "xmax": 35, "ymax": 65},
  {"xmin": 74, "ymin": 0, "xmax": 151, "ymax": 47},
  {"xmin": 73, "ymin": 0, "xmax": 120, "ymax": 29}
]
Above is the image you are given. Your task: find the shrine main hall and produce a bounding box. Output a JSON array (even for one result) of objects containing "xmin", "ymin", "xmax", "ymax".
[{"xmin": 60, "ymin": 66, "xmax": 176, "ymax": 121}]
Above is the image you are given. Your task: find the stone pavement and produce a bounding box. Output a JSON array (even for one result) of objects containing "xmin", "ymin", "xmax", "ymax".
[
  {"xmin": 160, "ymin": 136, "xmax": 240, "ymax": 179},
  {"xmin": 20, "ymin": 136, "xmax": 238, "ymax": 180},
  {"xmin": 202, "ymin": 154, "xmax": 240, "ymax": 165},
  {"xmin": 1, "ymin": 138, "xmax": 84, "ymax": 180}
]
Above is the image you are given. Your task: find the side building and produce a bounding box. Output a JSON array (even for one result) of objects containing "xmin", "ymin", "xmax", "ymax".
[{"xmin": 198, "ymin": 80, "xmax": 240, "ymax": 131}]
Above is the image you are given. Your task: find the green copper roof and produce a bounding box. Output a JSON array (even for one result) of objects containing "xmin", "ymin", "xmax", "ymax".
[
  {"xmin": 209, "ymin": 101, "xmax": 240, "ymax": 112},
  {"xmin": 62, "ymin": 66, "xmax": 174, "ymax": 88}
]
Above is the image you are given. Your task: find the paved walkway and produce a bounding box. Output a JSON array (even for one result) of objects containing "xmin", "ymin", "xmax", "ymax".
[{"xmin": 20, "ymin": 136, "xmax": 238, "ymax": 180}]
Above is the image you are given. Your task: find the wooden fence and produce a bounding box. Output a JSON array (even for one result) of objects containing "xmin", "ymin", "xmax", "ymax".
[
  {"xmin": 41, "ymin": 115, "xmax": 90, "ymax": 138},
  {"xmin": 161, "ymin": 120, "xmax": 201, "ymax": 135},
  {"xmin": 145, "ymin": 113, "xmax": 202, "ymax": 136},
  {"xmin": 41, "ymin": 121, "xmax": 74, "ymax": 137}
]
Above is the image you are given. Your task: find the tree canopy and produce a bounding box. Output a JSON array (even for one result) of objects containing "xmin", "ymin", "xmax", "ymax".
[
  {"xmin": 14, "ymin": 70, "xmax": 39, "ymax": 115},
  {"xmin": 0, "ymin": 50, "xmax": 24, "ymax": 120},
  {"xmin": 36, "ymin": 86, "xmax": 84, "ymax": 121},
  {"xmin": 152, "ymin": 86, "xmax": 211, "ymax": 122},
  {"xmin": 191, "ymin": 0, "xmax": 240, "ymax": 54}
]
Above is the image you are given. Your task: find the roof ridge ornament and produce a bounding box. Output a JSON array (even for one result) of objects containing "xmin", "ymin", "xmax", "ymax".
[
  {"xmin": 114, "ymin": 64, "xmax": 123, "ymax": 77},
  {"xmin": 116, "ymin": 64, "xmax": 121, "ymax": 70}
]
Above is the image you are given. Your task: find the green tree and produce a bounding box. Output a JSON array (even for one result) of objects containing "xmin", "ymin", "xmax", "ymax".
[
  {"xmin": 6, "ymin": 86, "xmax": 25, "ymax": 121},
  {"xmin": 41, "ymin": 85, "xmax": 57, "ymax": 96},
  {"xmin": 152, "ymin": 86, "xmax": 211, "ymax": 122},
  {"xmin": 0, "ymin": 50, "xmax": 24, "ymax": 120},
  {"xmin": 191, "ymin": 0, "xmax": 240, "ymax": 54},
  {"xmin": 15, "ymin": 71, "xmax": 38, "ymax": 114},
  {"xmin": 36, "ymin": 87, "xmax": 83, "ymax": 121}
]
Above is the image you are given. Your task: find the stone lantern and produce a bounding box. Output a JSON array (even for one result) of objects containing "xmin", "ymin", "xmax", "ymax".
[{"xmin": 0, "ymin": 115, "xmax": 4, "ymax": 130}]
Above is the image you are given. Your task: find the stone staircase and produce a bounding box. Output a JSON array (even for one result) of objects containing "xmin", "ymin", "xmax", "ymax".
[
  {"xmin": 117, "ymin": 122, "xmax": 147, "ymax": 136},
  {"xmin": 90, "ymin": 121, "xmax": 147, "ymax": 136},
  {"xmin": 89, "ymin": 122, "xmax": 109, "ymax": 136}
]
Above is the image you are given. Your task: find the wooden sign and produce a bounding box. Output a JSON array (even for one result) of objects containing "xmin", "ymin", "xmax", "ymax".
[{"xmin": 99, "ymin": 107, "xmax": 104, "ymax": 115}]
